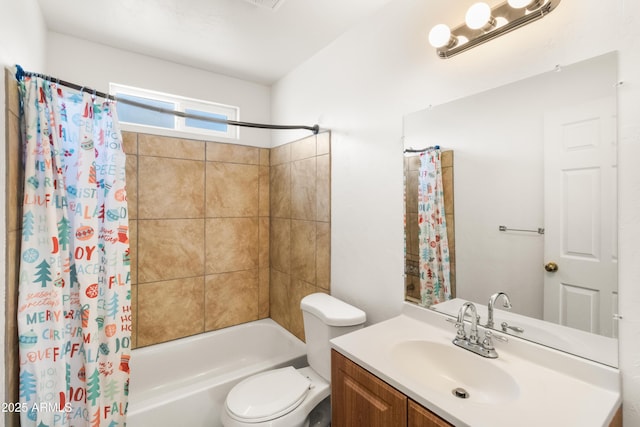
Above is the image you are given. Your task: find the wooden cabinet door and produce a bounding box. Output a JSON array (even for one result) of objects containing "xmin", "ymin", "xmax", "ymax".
[
  {"xmin": 331, "ymin": 350, "xmax": 407, "ymax": 427},
  {"xmin": 408, "ymin": 399, "xmax": 454, "ymax": 427}
]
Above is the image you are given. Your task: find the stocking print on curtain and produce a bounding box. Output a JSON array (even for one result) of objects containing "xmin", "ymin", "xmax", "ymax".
[
  {"xmin": 418, "ymin": 149, "xmax": 451, "ymax": 307},
  {"xmin": 17, "ymin": 76, "xmax": 132, "ymax": 427}
]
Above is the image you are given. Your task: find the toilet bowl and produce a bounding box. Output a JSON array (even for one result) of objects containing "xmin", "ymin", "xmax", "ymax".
[{"xmin": 220, "ymin": 293, "xmax": 366, "ymax": 427}]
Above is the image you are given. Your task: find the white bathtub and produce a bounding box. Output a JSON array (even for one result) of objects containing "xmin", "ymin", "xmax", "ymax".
[{"xmin": 127, "ymin": 319, "xmax": 308, "ymax": 427}]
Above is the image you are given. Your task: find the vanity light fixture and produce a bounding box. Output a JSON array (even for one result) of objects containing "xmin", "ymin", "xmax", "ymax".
[{"xmin": 428, "ymin": 0, "xmax": 561, "ymax": 59}]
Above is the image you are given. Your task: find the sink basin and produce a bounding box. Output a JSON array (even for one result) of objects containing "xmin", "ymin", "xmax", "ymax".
[{"xmin": 390, "ymin": 340, "xmax": 520, "ymax": 404}]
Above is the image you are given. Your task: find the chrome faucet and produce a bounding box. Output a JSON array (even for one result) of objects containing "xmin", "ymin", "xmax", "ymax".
[
  {"xmin": 486, "ymin": 292, "xmax": 512, "ymax": 329},
  {"xmin": 455, "ymin": 302, "xmax": 479, "ymax": 344},
  {"xmin": 452, "ymin": 301, "xmax": 506, "ymax": 359}
]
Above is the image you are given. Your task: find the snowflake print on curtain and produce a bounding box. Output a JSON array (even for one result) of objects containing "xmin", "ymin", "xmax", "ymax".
[
  {"xmin": 418, "ymin": 149, "xmax": 451, "ymax": 307},
  {"xmin": 17, "ymin": 76, "xmax": 131, "ymax": 427}
]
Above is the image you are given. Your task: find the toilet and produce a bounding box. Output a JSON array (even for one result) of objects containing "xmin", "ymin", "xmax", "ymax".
[{"xmin": 220, "ymin": 293, "xmax": 366, "ymax": 427}]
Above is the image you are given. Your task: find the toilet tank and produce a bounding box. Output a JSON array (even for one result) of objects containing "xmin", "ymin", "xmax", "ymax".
[{"xmin": 300, "ymin": 293, "xmax": 366, "ymax": 382}]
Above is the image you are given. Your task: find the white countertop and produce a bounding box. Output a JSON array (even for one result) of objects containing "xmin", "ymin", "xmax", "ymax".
[{"xmin": 331, "ymin": 303, "xmax": 621, "ymax": 427}]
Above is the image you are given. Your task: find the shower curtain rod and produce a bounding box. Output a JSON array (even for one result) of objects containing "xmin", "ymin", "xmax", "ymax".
[
  {"xmin": 403, "ymin": 145, "xmax": 440, "ymax": 153},
  {"xmin": 14, "ymin": 65, "xmax": 320, "ymax": 135}
]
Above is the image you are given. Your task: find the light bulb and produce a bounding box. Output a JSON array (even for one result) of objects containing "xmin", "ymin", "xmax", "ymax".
[
  {"xmin": 508, "ymin": 0, "xmax": 541, "ymax": 9},
  {"xmin": 429, "ymin": 24, "xmax": 453, "ymax": 48},
  {"xmin": 465, "ymin": 2, "xmax": 493, "ymax": 30}
]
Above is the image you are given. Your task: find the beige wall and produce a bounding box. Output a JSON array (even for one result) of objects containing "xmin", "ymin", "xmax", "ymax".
[
  {"xmin": 269, "ymin": 133, "xmax": 331, "ymax": 341},
  {"xmin": 123, "ymin": 132, "xmax": 272, "ymax": 348},
  {"xmin": 4, "ymin": 69, "xmax": 23, "ymax": 427}
]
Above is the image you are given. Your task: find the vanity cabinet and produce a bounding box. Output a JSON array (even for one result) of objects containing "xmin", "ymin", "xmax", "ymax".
[
  {"xmin": 332, "ymin": 349, "xmax": 623, "ymax": 427},
  {"xmin": 331, "ymin": 350, "xmax": 453, "ymax": 427}
]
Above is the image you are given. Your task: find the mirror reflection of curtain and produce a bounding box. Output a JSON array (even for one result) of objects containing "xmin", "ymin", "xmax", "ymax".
[{"xmin": 418, "ymin": 150, "xmax": 451, "ymax": 307}]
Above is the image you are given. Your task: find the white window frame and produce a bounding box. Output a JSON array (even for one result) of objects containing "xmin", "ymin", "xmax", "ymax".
[{"xmin": 109, "ymin": 83, "xmax": 239, "ymax": 139}]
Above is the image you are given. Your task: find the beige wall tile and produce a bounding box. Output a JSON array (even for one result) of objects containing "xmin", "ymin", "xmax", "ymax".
[
  {"xmin": 270, "ymin": 218, "xmax": 290, "ymax": 274},
  {"xmin": 317, "ymin": 132, "xmax": 331, "ymax": 156},
  {"xmin": 207, "ymin": 141, "xmax": 259, "ymax": 164},
  {"xmin": 206, "ymin": 162, "xmax": 258, "ymax": 217},
  {"xmin": 259, "ymin": 268, "xmax": 270, "ymax": 319},
  {"xmin": 138, "ymin": 219, "xmax": 205, "ymax": 283},
  {"xmin": 270, "ymin": 143, "xmax": 291, "ymax": 166},
  {"xmin": 131, "ymin": 284, "xmax": 138, "ymax": 348},
  {"xmin": 442, "ymin": 166, "xmax": 454, "ymax": 215},
  {"xmin": 139, "ymin": 134, "xmax": 205, "ymax": 160},
  {"xmin": 316, "ymin": 222, "xmax": 330, "ymax": 290},
  {"xmin": 407, "ymin": 214, "xmax": 419, "ymax": 257},
  {"xmin": 125, "ymin": 153, "xmax": 138, "ymax": 220},
  {"xmin": 259, "ymin": 217, "xmax": 270, "ymax": 268},
  {"xmin": 7, "ymin": 111, "xmax": 22, "ymax": 231},
  {"xmin": 291, "ymin": 220, "xmax": 316, "ymax": 285},
  {"xmin": 5, "ymin": 68, "xmax": 20, "ymax": 116},
  {"xmin": 138, "ymin": 156, "xmax": 205, "ymax": 219},
  {"xmin": 408, "ymin": 155, "xmax": 421, "ymax": 171},
  {"xmin": 122, "ymin": 131, "xmax": 138, "ymax": 155},
  {"xmin": 5, "ymin": 231, "xmax": 20, "ymax": 416},
  {"xmin": 270, "ymin": 163, "xmax": 291, "ymax": 218},
  {"xmin": 206, "ymin": 218, "xmax": 259, "ymax": 273},
  {"xmin": 316, "ymin": 154, "xmax": 330, "ymax": 222},
  {"xmin": 6, "ymin": 231, "xmax": 19, "ymax": 322},
  {"xmin": 291, "ymin": 157, "xmax": 316, "ymax": 221},
  {"xmin": 270, "ymin": 269, "xmax": 291, "ymax": 330},
  {"xmin": 205, "ymin": 269, "xmax": 259, "ymax": 330},
  {"xmin": 128, "ymin": 220, "xmax": 138, "ymax": 285},
  {"xmin": 441, "ymin": 150, "xmax": 453, "ymax": 168},
  {"xmin": 137, "ymin": 277, "xmax": 204, "ymax": 346},
  {"xmin": 259, "ymin": 148, "xmax": 270, "ymax": 166},
  {"xmin": 268, "ymin": 136, "xmax": 333, "ymax": 339},
  {"xmin": 407, "ymin": 170, "xmax": 419, "ymax": 214},
  {"xmin": 259, "ymin": 165, "xmax": 270, "ymax": 217},
  {"xmin": 291, "ymin": 135, "xmax": 316, "ymax": 161},
  {"xmin": 289, "ymin": 279, "xmax": 319, "ymax": 341}
]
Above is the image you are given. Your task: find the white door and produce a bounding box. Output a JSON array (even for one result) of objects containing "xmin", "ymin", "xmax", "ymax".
[{"xmin": 543, "ymin": 97, "xmax": 617, "ymax": 338}]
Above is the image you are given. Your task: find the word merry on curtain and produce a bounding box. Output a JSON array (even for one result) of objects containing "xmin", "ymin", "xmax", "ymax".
[{"xmin": 17, "ymin": 75, "xmax": 132, "ymax": 427}]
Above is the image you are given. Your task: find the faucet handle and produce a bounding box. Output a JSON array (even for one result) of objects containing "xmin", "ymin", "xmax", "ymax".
[
  {"xmin": 445, "ymin": 317, "xmax": 467, "ymax": 339},
  {"xmin": 482, "ymin": 330, "xmax": 508, "ymax": 350},
  {"xmin": 501, "ymin": 321, "xmax": 525, "ymax": 333}
]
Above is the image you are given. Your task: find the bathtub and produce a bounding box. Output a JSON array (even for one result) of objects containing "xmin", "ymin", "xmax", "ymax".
[{"xmin": 127, "ymin": 318, "xmax": 308, "ymax": 427}]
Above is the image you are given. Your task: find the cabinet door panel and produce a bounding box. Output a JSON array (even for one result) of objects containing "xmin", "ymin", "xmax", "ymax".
[
  {"xmin": 332, "ymin": 350, "xmax": 407, "ymax": 427},
  {"xmin": 408, "ymin": 399, "xmax": 454, "ymax": 427}
]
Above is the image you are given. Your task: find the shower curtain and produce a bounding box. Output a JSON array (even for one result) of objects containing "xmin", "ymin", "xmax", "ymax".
[
  {"xmin": 17, "ymin": 76, "xmax": 131, "ymax": 426},
  {"xmin": 418, "ymin": 149, "xmax": 451, "ymax": 307}
]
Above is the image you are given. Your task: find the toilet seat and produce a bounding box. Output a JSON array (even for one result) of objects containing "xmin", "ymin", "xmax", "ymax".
[{"xmin": 225, "ymin": 366, "xmax": 312, "ymax": 423}]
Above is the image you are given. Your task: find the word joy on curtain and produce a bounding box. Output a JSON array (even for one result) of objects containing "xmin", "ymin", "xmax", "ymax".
[{"xmin": 16, "ymin": 74, "xmax": 132, "ymax": 427}]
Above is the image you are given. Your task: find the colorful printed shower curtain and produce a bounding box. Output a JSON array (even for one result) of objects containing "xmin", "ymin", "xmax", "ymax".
[
  {"xmin": 17, "ymin": 76, "xmax": 131, "ymax": 426},
  {"xmin": 418, "ymin": 150, "xmax": 451, "ymax": 307}
]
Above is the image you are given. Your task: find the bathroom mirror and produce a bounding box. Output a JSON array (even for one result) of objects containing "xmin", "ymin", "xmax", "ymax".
[{"xmin": 403, "ymin": 52, "xmax": 619, "ymax": 367}]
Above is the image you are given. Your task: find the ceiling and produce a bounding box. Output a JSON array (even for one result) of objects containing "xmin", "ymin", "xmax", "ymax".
[{"xmin": 37, "ymin": 0, "xmax": 394, "ymax": 85}]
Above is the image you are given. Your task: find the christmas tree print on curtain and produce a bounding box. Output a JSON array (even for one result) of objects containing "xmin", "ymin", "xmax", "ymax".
[
  {"xmin": 417, "ymin": 149, "xmax": 452, "ymax": 307},
  {"xmin": 17, "ymin": 76, "xmax": 131, "ymax": 426}
]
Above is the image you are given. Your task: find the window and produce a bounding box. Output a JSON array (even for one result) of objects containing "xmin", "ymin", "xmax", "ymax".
[{"xmin": 110, "ymin": 83, "xmax": 239, "ymax": 139}]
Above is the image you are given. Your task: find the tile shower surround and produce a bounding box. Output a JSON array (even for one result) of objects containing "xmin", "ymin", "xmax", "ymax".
[
  {"xmin": 269, "ymin": 133, "xmax": 331, "ymax": 341},
  {"xmin": 125, "ymin": 131, "xmax": 330, "ymax": 346},
  {"xmin": 4, "ymin": 72, "xmax": 331, "ymax": 423}
]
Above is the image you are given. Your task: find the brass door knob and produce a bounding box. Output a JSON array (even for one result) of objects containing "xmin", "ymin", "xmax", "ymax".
[{"xmin": 544, "ymin": 262, "xmax": 559, "ymax": 272}]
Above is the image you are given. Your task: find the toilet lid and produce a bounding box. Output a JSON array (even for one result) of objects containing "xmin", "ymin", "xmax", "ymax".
[{"xmin": 226, "ymin": 366, "xmax": 312, "ymax": 422}]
